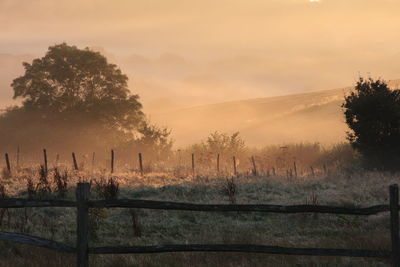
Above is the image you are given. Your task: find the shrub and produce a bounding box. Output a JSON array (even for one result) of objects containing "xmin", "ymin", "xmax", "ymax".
[
  {"xmin": 343, "ymin": 77, "xmax": 400, "ymax": 170},
  {"xmin": 93, "ymin": 176, "xmax": 119, "ymax": 200},
  {"xmin": 53, "ymin": 168, "xmax": 68, "ymax": 198},
  {"xmin": 316, "ymin": 143, "xmax": 358, "ymax": 170},
  {"xmin": 36, "ymin": 165, "xmax": 51, "ymax": 198}
]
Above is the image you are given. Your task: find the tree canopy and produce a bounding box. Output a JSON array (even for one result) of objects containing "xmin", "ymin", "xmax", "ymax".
[
  {"xmin": 342, "ymin": 77, "xmax": 400, "ymax": 170},
  {"xmin": 11, "ymin": 43, "xmax": 143, "ymax": 131},
  {"xmin": 0, "ymin": 43, "xmax": 171, "ymax": 158}
]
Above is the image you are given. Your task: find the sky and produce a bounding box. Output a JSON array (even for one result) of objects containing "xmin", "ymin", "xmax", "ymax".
[{"xmin": 1, "ymin": 0, "xmax": 400, "ymax": 110}]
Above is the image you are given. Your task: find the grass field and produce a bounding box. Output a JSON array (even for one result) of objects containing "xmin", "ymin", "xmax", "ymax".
[{"xmin": 0, "ymin": 164, "xmax": 397, "ymax": 266}]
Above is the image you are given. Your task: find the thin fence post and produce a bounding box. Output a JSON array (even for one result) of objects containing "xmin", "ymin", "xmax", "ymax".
[
  {"xmin": 76, "ymin": 183, "xmax": 90, "ymax": 267},
  {"xmin": 16, "ymin": 146, "xmax": 20, "ymax": 168},
  {"xmin": 233, "ymin": 156, "xmax": 237, "ymax": 176},
  {"xmin": 72, "ymin": 152, "xmax": 79, "ymax": 171},
  {"xmin": 390, "ymin": 184, "xmax": 400, "ymax": 267},
  {"xmin": 293, "ymin": 161, "xmax": 297, "ymax": 178},
  {"xmin": 191, "ymin": 153, "xmax": 195, "ymax": 177},
  {"xmin": 217, "ymin": 153, "xmax": 220, "ymax": 174},
  {"xmin": 4, "ymin": 153, "xmax": 11, "ymax": 173},
  {"xmin": 111, "ymin": 149, "xmax": 114, "ymax": 174},
  {"xmin": 91, "ymin": 152, "xmax": 95, "ymax": 171},
  {"xmin": 43, "ymin": 149, "xmax": 48, "ymax": 173},
  {"xmin": 251, "ymin": 156, "xmax": 257, "ymax": 176},
  {"xmin": 138, "ymin": 153, "xmax": 143, "ymax": 176}
]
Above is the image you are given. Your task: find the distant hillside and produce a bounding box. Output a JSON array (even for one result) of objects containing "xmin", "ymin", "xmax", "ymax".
[
  {"xmin": 1, "ymin": 51, "xmax": 399, "ymax": 147},
  {"xmin": 149, "ymin": 80, "xmax": 400, "ymax": 147}
]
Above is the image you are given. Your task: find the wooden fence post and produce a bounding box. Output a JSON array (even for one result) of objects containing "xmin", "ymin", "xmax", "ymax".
[
  {"xmin": 91, "ymin": 152, "xmax": 95, "ymax": 171},
  {"xmin": 138, "ymin": 153, "xmax": 143, "ymax": 176},
  {"xmin": 390, "ymin": 184, "xmax": 400, "ymax": 267},
  {"xmin": 16, "ymin": 146, "xmax": 20, "ymax": 168},
  {"xmin": 233, "ymin": 156, "xmax": 237, "ymax": 176},
  {"xmin": 4, "ymin": 153, "xmax": 11, "ymax": 173},
  {"xmin": 293, "ymin": 161, "xmax": 297, "ymax": 178},
  {"xmin": 111, "ymin": 149, "xmax": 114, "ymax": 174},
  {"xmin": 191, "ymin": 153, "xmax": 195, "ymax": 177},
  {"xmin": 72, "ymin": 153, "xmax": 79, "ymax": 171},
  {"xmin": 76, "ymin": 183, "xmax": 90, "ymax": 267},
  {"xmin": 217, "ymin": 154, "xmax": 220, "ymax": 174},
  {"xmin": 251, "ymin": 156, "xmax": 257, "ymax": 176},
  {"xmin": 43, "ymin": 149, "xmax": 48, "ymax": 173}
]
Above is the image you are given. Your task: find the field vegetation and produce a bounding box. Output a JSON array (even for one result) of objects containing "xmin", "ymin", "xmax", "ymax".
[{"xmin": 0, "ymin": 138, "xmax": 395, "ymax": 267}]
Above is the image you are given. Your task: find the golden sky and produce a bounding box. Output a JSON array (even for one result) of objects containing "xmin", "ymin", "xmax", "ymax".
[{"xmin": 1, "ymin": 0, "xmax": 400, "ymax": 107}]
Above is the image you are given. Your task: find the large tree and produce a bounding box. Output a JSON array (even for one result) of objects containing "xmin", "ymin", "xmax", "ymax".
[
  {"xmin": 11, "ymin": 43, "xmax": 143, "ymax": 131},
  {"xmin": 342, "ymin": 77, "xmax": 400, "ymax": 170},
  {"xmin": 0, "ymin": 43, "xmax": 171, "ymax": 158}
]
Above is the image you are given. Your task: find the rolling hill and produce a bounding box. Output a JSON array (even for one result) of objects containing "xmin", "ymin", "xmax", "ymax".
[{"xmin": 148, "ymin": 80, "xmax": 400, "ymax": 147}]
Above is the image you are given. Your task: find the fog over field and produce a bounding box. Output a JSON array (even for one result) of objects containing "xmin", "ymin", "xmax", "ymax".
[
  {"xmin": 2, "ymin": 49, "xmax": 400, "ymax": 147},
  {"xmin": 2, "ymin": 0, "xmax": 400, "ymax": 148},
  {"xmin": 2, "ymin": 0, "xmax": 400, "ymax": 116}
]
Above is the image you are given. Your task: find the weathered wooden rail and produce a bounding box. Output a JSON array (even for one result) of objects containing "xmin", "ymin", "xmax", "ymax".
[{"xmin": 0, "ymin": 183, "xmax": 399, "ymax": 267}]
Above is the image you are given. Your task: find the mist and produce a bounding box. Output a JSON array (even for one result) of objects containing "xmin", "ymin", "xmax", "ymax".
[{"xmin": 1, "ymin": 0, "xmax": 400, "ymax": 147}]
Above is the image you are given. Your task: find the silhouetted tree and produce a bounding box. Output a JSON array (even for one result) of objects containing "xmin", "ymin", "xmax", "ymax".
[
  {"xmin": 11, "ymin": 43, "xmax": 143, "ymax": 131},
  {"xmin": 0, "ymin": 43, "xmax": 171, "ymax": 156},
  {"xmin": 342, "ymin": 77, "xmax": 400, "ymax": 170}
]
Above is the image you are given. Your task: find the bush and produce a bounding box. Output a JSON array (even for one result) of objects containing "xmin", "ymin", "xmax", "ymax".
[
  {"xmin": 342, "ymin": 77, "xmax": 400, "ymax": 170},
  {"xmin": 316, "ymin": 143, "xmax": 359, "ymax": 170},
  {"xmin": 53, "ymin": 168, "xmax": 68, "ymax": 198},
  {"xmin": 36, "ymin": 165, "xmax": 51, "ymax": 198},
  {"xmin": 93, "ymin": 176, "xmax": 119, "ymax": 200}
]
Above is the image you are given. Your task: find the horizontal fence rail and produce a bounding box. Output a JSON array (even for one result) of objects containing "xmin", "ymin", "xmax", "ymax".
[
  {"xmin": 88, "ymin": 199, "xmax": 390, "ymax": 215},
  {"xmin": 88, "ymin": 244, "xmax": 391, "ymax": 258},
  {"xmin": 0, "ymin": 231, "xmax": 76, "ymax": 253},
  {"xmin": 0, "ymin": 232, "xmax": 392, "ymax": 258},
  {"xmin": 0, "ymin": 198, "xmax": 76, "ymax": 208},
  {"xmin": 0, "ymin": 198, "xmax": 389, "ymax": 215},
  {"xmin": 0, "ymin": 183, "xmax": 398, "ymax": 267}
]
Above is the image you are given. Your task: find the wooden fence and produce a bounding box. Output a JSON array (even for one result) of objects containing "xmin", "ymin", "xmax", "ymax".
[{"xmin": 0, "ymin": 183, "xmax": 399, "ymax": 267}]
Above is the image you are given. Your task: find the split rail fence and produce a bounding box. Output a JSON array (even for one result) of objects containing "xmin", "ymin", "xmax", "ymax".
[{"xmin": 0, "ymin": 183, "xmax": 399, "ymax": 267}]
